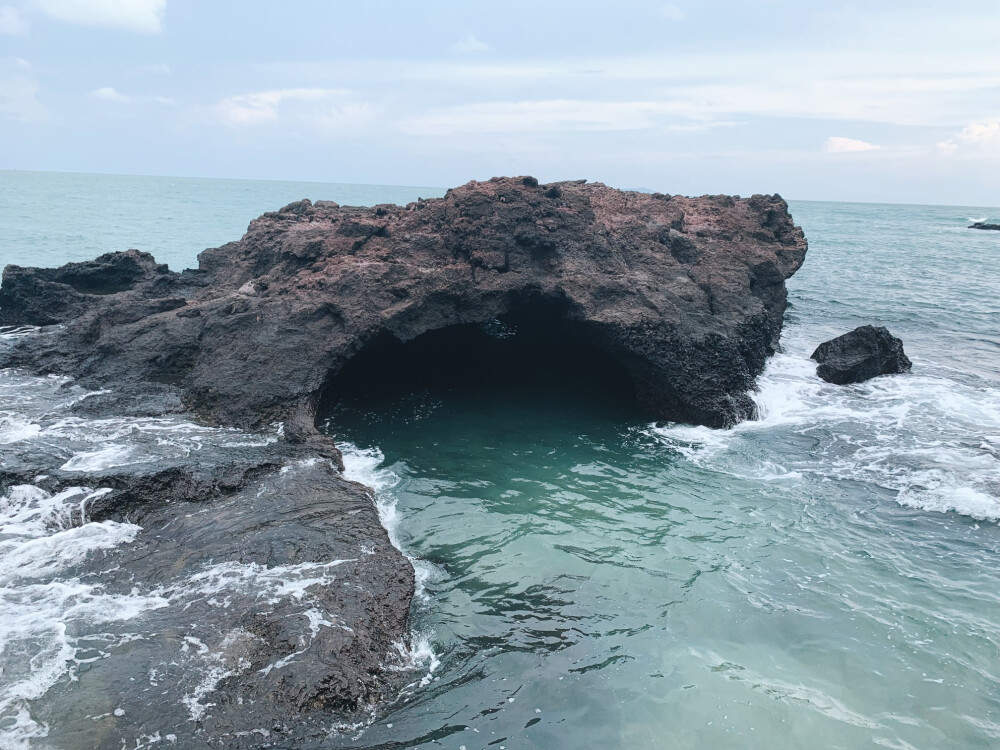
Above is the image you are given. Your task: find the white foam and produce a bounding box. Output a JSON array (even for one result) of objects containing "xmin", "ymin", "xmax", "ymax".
[
  {"xmin": 0, "ymin": 486, "xmax": 140, "ymax": 583},
  {"xmin": 651, "ymin": 346, "xmax": 1000, "ymax": 520},
  {"xmin": 341, "ymin": 444, "xmax": 405, "ymax": 548},
  {"xmin": 339, "ymin": 443, "xmax": 441, "ymax": 682},
  {"xmin": 0, "ymin": 416, "xmax": 42, "ymax": 444},
  {"xmin": 0, "ymin": 326, "xmax": 40, "ymax": 341},
  {"xmin": 0, "ymin": 583, "xmax": 168, "ymax": 745},
  {"xmin": 182, "ymin": 664, "xmax": 234, "ymax": 722},
  {"xmin": 182, "ymin": 558, "xmax": 354, "ymax": 607},
  {"xmin": 0, "ymin": 483, "xmax": 166, "ymax": 746},
  {"xmin": 897, "ymin": 485, "xmax": 1000, "ymax": 520},
  {"xmin": 180, "ymin": 629, "xmax": 259, "ymax": 722},
  {"xmin": 389, "ymin": 632, "xmax": 441, "ymax": 689},
  {"xmin": 60, "ymin": 444, "xmax": 137, "ymax": 472},
  {"xmin": 0, "ymin": 521, "xmax": 141, "ymax": 583},
  {"xmin": 341, "ymin": 444, "xmax": 400, "ymax": 494},
  {"xmin": 0, "ymin": 405, "xmax": 289, "ymax": 485},
  {"xmin": 340, "ymin": 442, "xmax": 445, "ymax": 598},
  {"xmin": 257, "ymin": 608, "xmax": 353, "ymax": 676}
]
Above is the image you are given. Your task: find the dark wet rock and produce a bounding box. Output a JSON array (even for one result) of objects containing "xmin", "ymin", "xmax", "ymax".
[
  {"xmin": 969, "ymin": 222, "xmax": 1000, "ymax": 230},
  {"xmin": 0, "ymin": 249, "xmax": 207, "ymax": 326},
  {"xmin": 0, "ymin": 177, "xmax": 807, "ymax": 430},
  {"xmin": 68, "ymin": 381, "xmax": 187, "ymax": 419},
  {"xmin": 0, "ymin": 435, "xmax": 410, "ymax": 747},
  {"xmin": 811, "ymin": 325, "xmax": 912, "ymax": 384}
]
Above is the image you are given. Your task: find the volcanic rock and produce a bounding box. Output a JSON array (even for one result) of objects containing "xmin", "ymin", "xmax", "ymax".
[
  {"xmin": 0, "ymin": 177, "xmax": 807, "ymax": 430},
  {"xmin": 811, "ymin": 325, "xmax": 912, "ymax": 384},
  {"xmin": 969, "ymin": 222, "xmax": 1000, "ymax": 230}
]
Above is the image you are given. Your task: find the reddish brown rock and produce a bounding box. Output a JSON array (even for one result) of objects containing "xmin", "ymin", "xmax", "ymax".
[{"xmin": 1, "ymin": 178, "xmax": 807, "ymax": 432}]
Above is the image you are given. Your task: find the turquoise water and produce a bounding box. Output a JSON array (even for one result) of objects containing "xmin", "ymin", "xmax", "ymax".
[{"xmin": 2, "ymin": 172, "xmax": 1000, "ymax": 748}]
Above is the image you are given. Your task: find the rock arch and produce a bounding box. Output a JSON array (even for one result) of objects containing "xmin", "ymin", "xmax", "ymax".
[
  {"xmin": 319, "ymin": 291, "xmax": 641, "ymax": 415},
  {"xmin": 1, "ymin": 178, "xmax": 806, "ymax": 439}
]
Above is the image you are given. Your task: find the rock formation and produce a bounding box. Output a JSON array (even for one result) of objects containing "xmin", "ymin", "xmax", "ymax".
[
  {"xmin": 0, "ymin": 446, "xmax": 414, "ymax": 744},
  {"xmin": 1, "ymin": 177, "xmax": 806, "ymax": 431},
  {"xmin": 811, "ymin": 325, "xmax": 912, "ymax": 384},
  {"xmin": 0, "ymin": 177, "xmax": 807, "ymax": 740},
  {"xmin": 969, "ymin": 222, "xmax": 1000, "ymax": 230}
]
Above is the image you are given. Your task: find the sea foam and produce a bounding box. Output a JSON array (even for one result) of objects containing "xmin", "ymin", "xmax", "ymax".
[{"xmin": 653, "ymin": 343, "xmax": 1000, "ymax": 521}]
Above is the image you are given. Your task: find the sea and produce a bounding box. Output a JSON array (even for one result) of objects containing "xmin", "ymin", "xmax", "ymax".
[{"xmin": 1, "ymin": 169, "xmax": 999, "ymax": 749}]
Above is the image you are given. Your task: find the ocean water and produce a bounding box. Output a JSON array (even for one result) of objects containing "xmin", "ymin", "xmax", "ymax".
[
  {"xmin": 0, "ymin": 170, "xmax": 442, "ymax": 272},
  {"xmin": 1, "ymin": 171, "xmax": 1000, "ymax": 748}
]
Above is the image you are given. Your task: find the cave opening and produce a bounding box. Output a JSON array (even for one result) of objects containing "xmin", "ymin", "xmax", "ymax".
[{"xmin": 317, "ymin": 297, "xmax": 643, "ymax": 425}]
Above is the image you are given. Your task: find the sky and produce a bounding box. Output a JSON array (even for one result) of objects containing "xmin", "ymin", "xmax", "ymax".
[{"xmin": 1, "ymin": 0, "xmax": 999, "ymax": 205}]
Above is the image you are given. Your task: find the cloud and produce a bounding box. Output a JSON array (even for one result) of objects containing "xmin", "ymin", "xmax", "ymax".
[
  {"xmin": 0, "ymin": 6, "xmax": 29, "ymax": 35},
  {"xmin": 657, "ymin": 4, "xmax": 685, "ymax": 21},
  {"xmin": 31, "ymin": 0, "xmax": 166, "ymax": 33},
  {"xmin": 0, "ymin": 57, "xmax": 45, "ymax": 121},
  {"xmin": 823, "ymin": 136, "xmax": 880, "ymax": 153},
  {"xmin": 960, "ymin": 122, "xmax": 1000, "ymax": 146},
  {"xmin": 371, "ymin": 48, "xmax": 1000, "ymax": 130},
  {"xmin": 402, "ymin": 99, "xmax": 705, "ymax": 135},
  {"xmin": 939, "ymin": 121, "xmax": 1000, "ymax": 155},
  {"xmin": 214, "ymin": 88, "xmax": 376, "ymax": 133},
  {"xmin": 91, "ymin": 86, "xmax": 130, "ymax": 102},
  {"xmin": 90, "ymin": 86, "xmax": 176, "ymax": 105},
  {"xmin": 451, "ymin": 33, "xmax": 489, "ymax": 53}
]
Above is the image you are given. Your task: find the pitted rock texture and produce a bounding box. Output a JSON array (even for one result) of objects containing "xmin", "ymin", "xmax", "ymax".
[
  {"xmin": 0, "ymin": 177, "xmax": 807, "ymax": 431},
  {"xmin": 811, "ymin": 325, "xmax": 912, "ymax": 385}
]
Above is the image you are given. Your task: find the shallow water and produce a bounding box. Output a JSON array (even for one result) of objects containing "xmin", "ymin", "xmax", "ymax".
[{"xmin": 1, "ymin": 173, "xmax": 1000, "ymax": 748}]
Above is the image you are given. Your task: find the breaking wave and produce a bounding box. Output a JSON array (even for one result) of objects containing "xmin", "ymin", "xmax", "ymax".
[{"xmin": 653, "ymin": 337, "xmax": 1000, "ymax": 521}]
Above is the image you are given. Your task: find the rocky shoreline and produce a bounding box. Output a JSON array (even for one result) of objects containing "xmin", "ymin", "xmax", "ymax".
[{"xmin": 0, "ymin": 177, "xmax": 807, "ymax": 743}]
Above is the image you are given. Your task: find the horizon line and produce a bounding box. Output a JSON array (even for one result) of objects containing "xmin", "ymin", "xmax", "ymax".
[{"xmin": 2, "ymin": 167, "xmax": 997, "ymax": 212}]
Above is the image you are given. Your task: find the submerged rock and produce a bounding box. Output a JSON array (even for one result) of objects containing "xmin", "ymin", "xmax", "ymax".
[
  {"xmin": 0, "ymin": 177, "xmax": 808, "ymax": 737},
  {"xmin": 969, "ymin": 222, "xmax": 1000, "ymax": 230},
  {"xmin": 811, "ymin": 325, "xmax": 912, "ymax": 384}
]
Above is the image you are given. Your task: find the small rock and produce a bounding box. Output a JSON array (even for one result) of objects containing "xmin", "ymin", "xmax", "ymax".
[
  {"xmin": 811, "ymin": 325, "xmax": 911, "ymax": 384},
  {"xmin": 969, "ymin": 222, "xmax": 1000, "ymax": 230}
]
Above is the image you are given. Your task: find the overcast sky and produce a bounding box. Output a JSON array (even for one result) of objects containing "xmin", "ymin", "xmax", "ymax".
[{"xmin": 1, "ymin": 0, "xmax": 998, "ymax": 204}]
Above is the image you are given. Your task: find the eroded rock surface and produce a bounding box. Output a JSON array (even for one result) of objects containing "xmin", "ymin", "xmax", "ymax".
[
  {"xmin": 811, "ymin": 325, "xmax": 912, "ymax": 384},
  {"xmin": 1, "ymin": 178, "xmax": 807, "ymax": 430}
]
